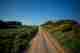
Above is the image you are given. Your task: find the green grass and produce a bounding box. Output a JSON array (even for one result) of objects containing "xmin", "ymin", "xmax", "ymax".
[
  {"xmin": 0, "ymin": 26, "xmax": 38, "ymax": 53},
  {"xmin": 50, "ymin": 29, "xmax": 80, "ymax": 48}
]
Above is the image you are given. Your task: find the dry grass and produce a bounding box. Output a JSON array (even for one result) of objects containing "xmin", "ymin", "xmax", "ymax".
[{"xmin": 41, "ymin": 21, "xmax": 80, "ymax": 53}]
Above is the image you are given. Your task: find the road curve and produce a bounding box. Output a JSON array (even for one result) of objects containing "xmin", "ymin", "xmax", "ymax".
[{"xmin": 27, "ymin": 31, "xmax": 64, "ymax": 53}]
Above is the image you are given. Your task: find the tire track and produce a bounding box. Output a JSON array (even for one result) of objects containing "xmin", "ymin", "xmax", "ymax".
[{"xmin": 27, "ymin": 31, "xmax": 64, "ymax": 53}]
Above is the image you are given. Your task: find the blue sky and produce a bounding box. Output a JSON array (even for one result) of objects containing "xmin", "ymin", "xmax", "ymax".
[{"xmin": 0, "ymin": 0, "xmax": 80, "ymax": 25}]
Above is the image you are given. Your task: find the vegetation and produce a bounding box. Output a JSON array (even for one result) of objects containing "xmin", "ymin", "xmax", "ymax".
[
  {"xmin": 0, "ymin": 19, "xmax": 80, "ymax": 53},
  {"xmin": 41, "ymin": 20, "xmax": 80, "ymax": 49},
  {"xmin": 0, "ymin": 20, "xmax": 22, "ymax": 28},
  {"xmin": 0, "ymin": 25, "xmax": 38, "ymax": 53}
]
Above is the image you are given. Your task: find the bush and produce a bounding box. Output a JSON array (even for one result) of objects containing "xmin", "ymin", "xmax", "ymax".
[{"xmin": 0, "ymin": 26, "xmax": 38, "ymax": 53}]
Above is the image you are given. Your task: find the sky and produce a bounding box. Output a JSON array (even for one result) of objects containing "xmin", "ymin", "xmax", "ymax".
[{"xmin": 0, "ymin": 0, "xmax": 80, "ymax": 25}]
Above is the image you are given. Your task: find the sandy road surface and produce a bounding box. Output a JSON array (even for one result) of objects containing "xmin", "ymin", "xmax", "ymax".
[{"xmin": 27, "ymin": 31, "xmax": 64, "ymax": 53}]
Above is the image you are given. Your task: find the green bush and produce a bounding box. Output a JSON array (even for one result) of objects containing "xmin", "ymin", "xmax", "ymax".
[{"xmin": 0, "ymin": 26, "xmax": 38, "ymax": 53}]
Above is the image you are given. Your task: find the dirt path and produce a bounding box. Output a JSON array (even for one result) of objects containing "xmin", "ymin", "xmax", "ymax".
[{"xmin": 27, "ymin": 31, "xmax": 64, "ymax": 53}]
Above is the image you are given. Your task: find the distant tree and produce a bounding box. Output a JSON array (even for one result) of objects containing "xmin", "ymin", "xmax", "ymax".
[
  {"xmin": 0, "ymin": 20, "xmax": 3, "ymax": 23},
  {"xmin": 55, "ymin": 20, "xmax": 78, "ymax": 32},
  {"xmin": 0, "ymin": 20, "xmax": 22, "ymax": 28},
  {"xmin": 55, "ymin": 20, "xmax": 78, "ymax": 25},
  {"xmin": 16, "ymin": 22, "xmax": 22, "ymax": 26},
  {"xmin": 0, "ymin": 20, "xmax": 6, "ymax": 28},
  {"xmin": 41, "ymin": 20, "xmax": 54, "ymax": 26}
]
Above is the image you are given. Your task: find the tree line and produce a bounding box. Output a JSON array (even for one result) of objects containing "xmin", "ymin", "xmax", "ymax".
[{"xmin": 0, "ymin": 20, "xmax": 22, "ymax": 28}]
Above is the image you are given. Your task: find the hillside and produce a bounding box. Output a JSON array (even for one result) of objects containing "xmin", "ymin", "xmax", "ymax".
[{"xmin": 41, "ymin": 20, "xmax": 80, "ymax": 53}]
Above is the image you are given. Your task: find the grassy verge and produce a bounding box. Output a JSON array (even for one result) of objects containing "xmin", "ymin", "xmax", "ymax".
[
  {"xmin": 41, "ymin": 20, "xmax": 80, "ymax": 48},
  {"xmin": 0, "ymin": 26, "xmax": 38, "ymax": 53}
]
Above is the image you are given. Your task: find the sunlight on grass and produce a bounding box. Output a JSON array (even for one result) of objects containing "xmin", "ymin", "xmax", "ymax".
[{"xmin": 41, "ymin": 20, "xmax": 80, "ymax": 49}]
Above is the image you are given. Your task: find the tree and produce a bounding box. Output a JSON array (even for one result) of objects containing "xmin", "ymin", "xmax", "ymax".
[
  {"xmin": 41, "ymin": 20, "xmax": 54, "ymax": 26},
  {"xmin": 55, "ymin": 20, "xmax": 78, "ymax": 32}
]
